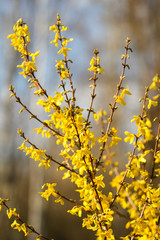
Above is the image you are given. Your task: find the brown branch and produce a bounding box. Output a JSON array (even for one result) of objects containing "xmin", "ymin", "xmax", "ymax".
[
  {"xmin": 55, "ymin": 19, "xmax": 82, "ymax": 149},
  {"xmin": 100, "ymin": 111, "xmax": 137, "ymax": 211},
  {"xmin": 1, "ymin": 200, "xmax": 52, "ymax": 240},
  {"xmin": 110, "ymin": 87, "xmax": 149, "ymax": 209},
  {"xmin": 113, "ymin": 208, "xmax": 130, "ymax": 222},
  {"xmin": 18, "ymin": 129, "xmax": 82, "ymax": 177},
  {"xmin": 127, "ymin": 97, "xmax": 160, "ymax": 240},
  {"xmin": 82, "ymin": 156, "xmax": 109, "ymax": 232},
  {"xmin": 97, "ymin": 39, "xmax": 132, "ymax": 167},
  {"xmin": 55, "ymin": 190, "xmax": 81, "ymax": 208},
  {"xmin": 86, "ymin": 49, "xmax": 99, "ymax": 125},
  {"xmin": 19, "ymin": 21, "xmax": 59, "ymax": 111},
  {"xmin": 109, "ymin": 139, "xmax": 138, "ymax": 209},
  {"xmin": 56, "ymin": 17, "xmax": 75, "ymax": 108},
  {"xmin": 10, "ymin": 85, "xmax": 63, "ymax": 138}
]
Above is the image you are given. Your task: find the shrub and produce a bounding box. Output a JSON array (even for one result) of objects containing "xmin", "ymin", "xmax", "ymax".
[{"xmin": 0, "ymin": 14, "xmax": 160, "ymax": 240}]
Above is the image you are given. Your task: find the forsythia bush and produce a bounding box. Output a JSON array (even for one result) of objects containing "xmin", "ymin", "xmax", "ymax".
[{"xmin": 0, "ymin": 14, "xmax": 160, "ymax": 240}]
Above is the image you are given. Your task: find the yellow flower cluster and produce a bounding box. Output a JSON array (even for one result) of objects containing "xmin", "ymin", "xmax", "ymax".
[
  {"xmin": 7, "ymin": 19, "xmax": 30, "ymax": 51},
  {"xmin": 40, "ymin": 183, "xmax": 65, "ymax": 204},
  {"xmin": 50, "ymin": 13, "xmax": 73, "ymax": 58},
  {"xmin": 18, "ymin": 141, "xmax": 51, "ymax": 169},
  {"xmin": 6, "ymin": 208, "xmax": 30, "ymax": 236},
  {"xmin": 148, "ymin": 74, "xmax": 160, "ymax": 108},
  {"xmin": 7, "ymin": 19, "xmax": 39, "ymax": 79},
  {"xmin": 110, "ymin": 75, "xmax": 160, "ymax": 239},
  {"xmin": 88, "ymin": 55, "xmax": 104, "ymax": 74},
  {"xmin": 109, "ymin": 127, "xmax": 122, "ymax": 147},
  {"xmin": 7, "ymin": 14, "xmax": 115, "ymax": 239},
  {"xmin": 3, "ymin": 14, "xmax": 160, "ymax": 240}
]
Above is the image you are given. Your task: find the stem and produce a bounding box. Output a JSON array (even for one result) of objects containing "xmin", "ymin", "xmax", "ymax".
[
  {"xmin": 109, "ymin": 139, "xmax": 138, "ymax": 208},
  {"xmin": 56, "ymin": 191, "xmax": 80, "ymax": 208},
  {"xmin": 97, "ymin": 40, "xmax": 131, "ymax": 166},
  {"xmin": 10, "ymin": 86, "xmax": 63, "ymax": 138},
  {"xmin": 129, "ymin": 99, "xmax": 160, "ymax": 240},
  {"xmin": 2, "ymin": 201, "xmax": 52, "ymax": 240},
  {"xmin": 57, "ymin": 20, "xmax": 76, "ymax": 108},
  {"xmin": 21, "ymin": 31, "xmax": 59, "ymax": 111},
  {"xmin": 110, "ymin": 87, "xmax": 149, "ymax": 208},
  {"xmin": 86, "ymin": 50, "xmax": 98, "ymax": 124},
  {"xmin": 18, "ymin": 130, "xmax": 82, "ymax": 177},
  {"xmin": 56, "ymin": 20, "xmax": 82, "ymax": 149}
]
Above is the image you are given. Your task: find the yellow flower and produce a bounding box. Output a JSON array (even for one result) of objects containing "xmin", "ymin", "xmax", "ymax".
[
  {"xmin": 94, "ymin": 175, "xmax": 105, "ymax": 188},
  {"xmin": 21, "ymin": 223, "xmax": 27, "ymax": 236},
  {"xmin": 49, "ymin": 24, "xmax": 57, "ymax": 32},
  {"xmin": 55, "ymin": 197, "xmax": 64, "ymax": 205},
  {"xmin": 149, "ymin": 74, "xmax": 160, "ymax": 90},
  {"xmin": 30, "ymin": 51, "xmax": 40, "ymax": 63},
  {"xmin": 116, "ymin": 95, "xmax": 126, "ymax": 105},
  {"xmin": 124, "ymin": 131, "xmax": 135, "ymax": 144},
  {"xmin": 40, "ymin": 183, "xmax": 57, "ymax": 201},
  {"xmin": 88, "ymin": 56, "xmax": 104, "ymax": 74},
  {"xmin": 39, "ymin": 159, "xmax": 51, "ymax": 169},
  {"xmin": 131, "ymin": 115, "xmax": 140, "ymax": 126},
  {"xmin": 50, "ymin": 32, "xmax": 59, "ymax": 47},
  {"xmin": 149, "ymin": 82, "xmax": 157, "ymax": 90},
  {"xmin": 68, "ymin": 206, "xmax": 82, "ymax": 217},
  {"xmin": 11, "ymin": 220, "xmax": 20, "ymax": 231},
  {"xmin": 61, "ymin": 26, "xmax": 68, "ymax": 31},
  {"xmin": 7, "ymin": 208, "xmax": 18, "ymax": 219},
  {"xmin": 63, "ymin": 38, "xmax": 73, "ymax": 46},
  {"xmin": 109, "ymin": 136, "xmax": 122, "ymax": 147},
  {"xmin": 116, "ymin": 87, "xmax": 132, "ymax": 105},
  {"xmin": 147, "ymin": 99, "xmax": 158, "ymax": 109},
  {"xmin": 98, "ymin": 134, "xmax": 108, "ymax": 144},
  {"xmin": 58, "ymin": 47, "xmax": 71, "ymax": 57}
]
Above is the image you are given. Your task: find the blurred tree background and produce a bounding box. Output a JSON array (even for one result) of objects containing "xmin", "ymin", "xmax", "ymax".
[{"xmin": 0, "ymin": 0, "xmax": 159, "ymax": 240}]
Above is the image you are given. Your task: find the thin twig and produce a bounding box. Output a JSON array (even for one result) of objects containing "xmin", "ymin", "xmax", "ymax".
[
  {"xmin": 1, "ymin": 200, "xmax": 52, "ymax": 240},
  {"xmin": 18, "ymin": 129, "xmax": 82, "ymax": 177},
  {"xmin": 97, "ymin": 39, "xmax": 132, "ymax": 167},
  {"xmin": 10, "ymin": 86, "xmax": 63, "ymax": 138},
  {"xmin": 56, "ymin": 17, "xmax": 75, "ymax": 108},
  {"xmin": 56, "ymin": 19, "xmax": 82, "ymax": 148},
  {"xmin": 20, "ymin": 22, "xmax": 59, "ymax": 110},
  {"xmin": 109, "ymin": 87, "xmax": 149, "ymax": 208},
  {"xmin": 86, "ymin": 49, "xmax": 99, "ymax": 124}
]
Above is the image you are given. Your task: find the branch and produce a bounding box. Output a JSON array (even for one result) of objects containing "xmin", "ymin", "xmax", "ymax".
[
  {"xmin": 97, "ymin": 38, "xmax": 132, "ymax": 166},
  {"xmin": 86, "ymin": 49, "xmax": 99, "ymax": 125},
  {"xmin": 109, "ymin": 86, "xmax": 149, "ymax": 208},
  {"xmin": 9, "ymin": 85, "xmax": 63, "ymax": 138},
  {"xmin": 130, "ymin": 120, "xmax": 160, "ymax": 240},
  {"xmin": 18, "ymin": 129, "xmax": 82, "ymax": 177},
  {"xmin": 20, "ymin": 24, "xmax": 60, "ymax": 111},
  {"xmin": 1, "ymin": 200, "xmax": 52, "ymax": 240}
]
